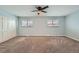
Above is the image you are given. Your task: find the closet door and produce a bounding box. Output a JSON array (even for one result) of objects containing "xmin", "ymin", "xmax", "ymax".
[
  {"xmin": 0, "ymin": 16, "xmax": 16, "ymax": 43},
  {"xmin": 8, "ymin": 17, "xmax": 16, "ymax": 39},
  {"xmin": 2, "ymin": 16, "xmax": 8, "ymax": 41},
  {"xmin": 0, "ymin": 16, "xmax": 2, "ymax": 42}
]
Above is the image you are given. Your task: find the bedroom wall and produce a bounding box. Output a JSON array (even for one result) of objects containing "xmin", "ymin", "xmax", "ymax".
[
  {"xmin": 18, "ymin": 16, "xmax": 65, "ymax": 36},
  {"xmin": 65, "ymin": 11, "xmax": 79, "ymax": 41}
]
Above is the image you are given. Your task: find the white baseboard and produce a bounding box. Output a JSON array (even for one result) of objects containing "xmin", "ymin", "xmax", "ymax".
[
  {"xmin": 0, "ymin": 36, "xmax": 17, "ymax": 43},
  {"xmin": 65, "ymin": 35, "xmax": 79, "ymax": 41},
  {"xmin": 18, "ymin": 34, "xmax": 65, "ymax": 37}
]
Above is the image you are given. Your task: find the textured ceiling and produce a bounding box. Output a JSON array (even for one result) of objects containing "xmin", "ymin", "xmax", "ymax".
[{"xmin": 0, "ymin": 5, "xmax": 79, "ymax": 16}]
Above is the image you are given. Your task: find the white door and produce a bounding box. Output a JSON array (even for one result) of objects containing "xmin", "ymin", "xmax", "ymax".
[
  {"xmin": 0, "ymin": 16, "xmax": 16, "ymax": 43},
  {"xmin": 0, "ymin": 16, "xmax": 2, "ymax": 42},
  {"xmin": 2, "ymin": 16, "xmax": 8, "ymax": 41},
  {"xmin": 7, "ymin": 17, "xmax": 16, "ymax": 39}
]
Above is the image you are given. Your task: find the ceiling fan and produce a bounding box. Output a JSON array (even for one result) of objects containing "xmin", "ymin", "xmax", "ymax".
[{"xmin": 32, "ymin": 6, "xmax": 49, "ymax": 15}]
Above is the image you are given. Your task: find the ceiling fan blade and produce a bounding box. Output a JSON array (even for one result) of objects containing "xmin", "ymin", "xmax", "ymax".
[
  {"xmin": 42, "ymin": 6, "xmax": 49, "ymax": 10},
  {"xmin": 42, "ymin": 11, "xmax": 47, "ymax": 13},
  {"xmin": 32, "ymin": 10, "xmax": 38, "ymax": 12},
  {"xmin": 35, "ymin": 7, "xmax": 38, "ymax": 9}
]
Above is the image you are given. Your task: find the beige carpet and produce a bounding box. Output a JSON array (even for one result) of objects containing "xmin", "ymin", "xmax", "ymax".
[{"xmin": 0, "ymin": 36, "xmax": 79, "ymax": 53}]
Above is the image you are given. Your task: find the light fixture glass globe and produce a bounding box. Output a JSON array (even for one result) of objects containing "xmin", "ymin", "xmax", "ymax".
[{"xmin": 37, "ymin": 11, "xmax": 44, "ymax": 16}]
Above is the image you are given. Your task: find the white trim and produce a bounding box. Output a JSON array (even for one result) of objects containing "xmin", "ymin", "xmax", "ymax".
[{"xmin": 65, "ymin": 35, "xmax": 79, "ymax": 41}]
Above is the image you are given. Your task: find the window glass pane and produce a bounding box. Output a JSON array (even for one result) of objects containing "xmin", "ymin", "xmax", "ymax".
[
  {"xmin": 28, "ymin": 20, "xmax": 33, "ymax": 27},
  {"xmin": 21, "ymin": 20, "xmax": 27, "ymax": 27},
  {"xmin": 48, "ymin": 20, "xmax": 53, "ymax": 26},
  {"xmin": 53, "ymin": 20, "xmax": 59, "ymax": 25}
]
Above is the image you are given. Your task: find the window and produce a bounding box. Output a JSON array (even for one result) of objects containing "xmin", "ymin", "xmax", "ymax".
[
  {"xmin": 28, "ymin": 20, "xmax": 33, "ymax": 27},
  {"xmin": 21, "ymin": 20, "xmax": 28, "ymax": 27},
  {"xmin": 48, "ymin": 19, "xmax": 59, "ymax": 26},
  {"xmin": 48, "ymin": 20, "xmax": 53, "ymax": 26},
  {"xmin": 21, "ymin": 20, "xmax": 33, "ymax": 27}
]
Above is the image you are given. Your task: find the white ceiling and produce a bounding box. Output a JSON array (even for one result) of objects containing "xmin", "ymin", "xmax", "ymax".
[{"xmin": 0, "ymin": 5, "xmax": 79, "ymax": 16}]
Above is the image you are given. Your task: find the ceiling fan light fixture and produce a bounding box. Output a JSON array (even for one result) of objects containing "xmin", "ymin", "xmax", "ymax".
[
  {"xmin": 37, "ymin": 11, "xmax": 44, "ymax": 16},
  {"xmin": 32, "ymin": 5, "xmax": 49, "ymax": 16}
]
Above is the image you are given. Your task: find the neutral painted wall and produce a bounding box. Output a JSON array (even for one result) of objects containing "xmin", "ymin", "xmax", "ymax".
[
  {"xmin": 65, "ymin": 11, "xmax": 79, "ymax": 41},
  {"xmin": 18, "ymin": 16, "xmax": 65, "ymax": 36}
]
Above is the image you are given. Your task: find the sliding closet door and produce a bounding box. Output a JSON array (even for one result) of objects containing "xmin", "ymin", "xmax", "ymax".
[
  {"xmin": 0, "ymin": 16, "xmax": 16, "ymax": 43},
  {"xmin": 8, "ymin": 17, "xmax": 16, "ymax": 39},
  {"xmin": 2, "ymin": 16, "xmax": 8, "ymax": 41},
  {"xmin": 0, "ymin": 16, "xmax": 2, "ymax": 42}
]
